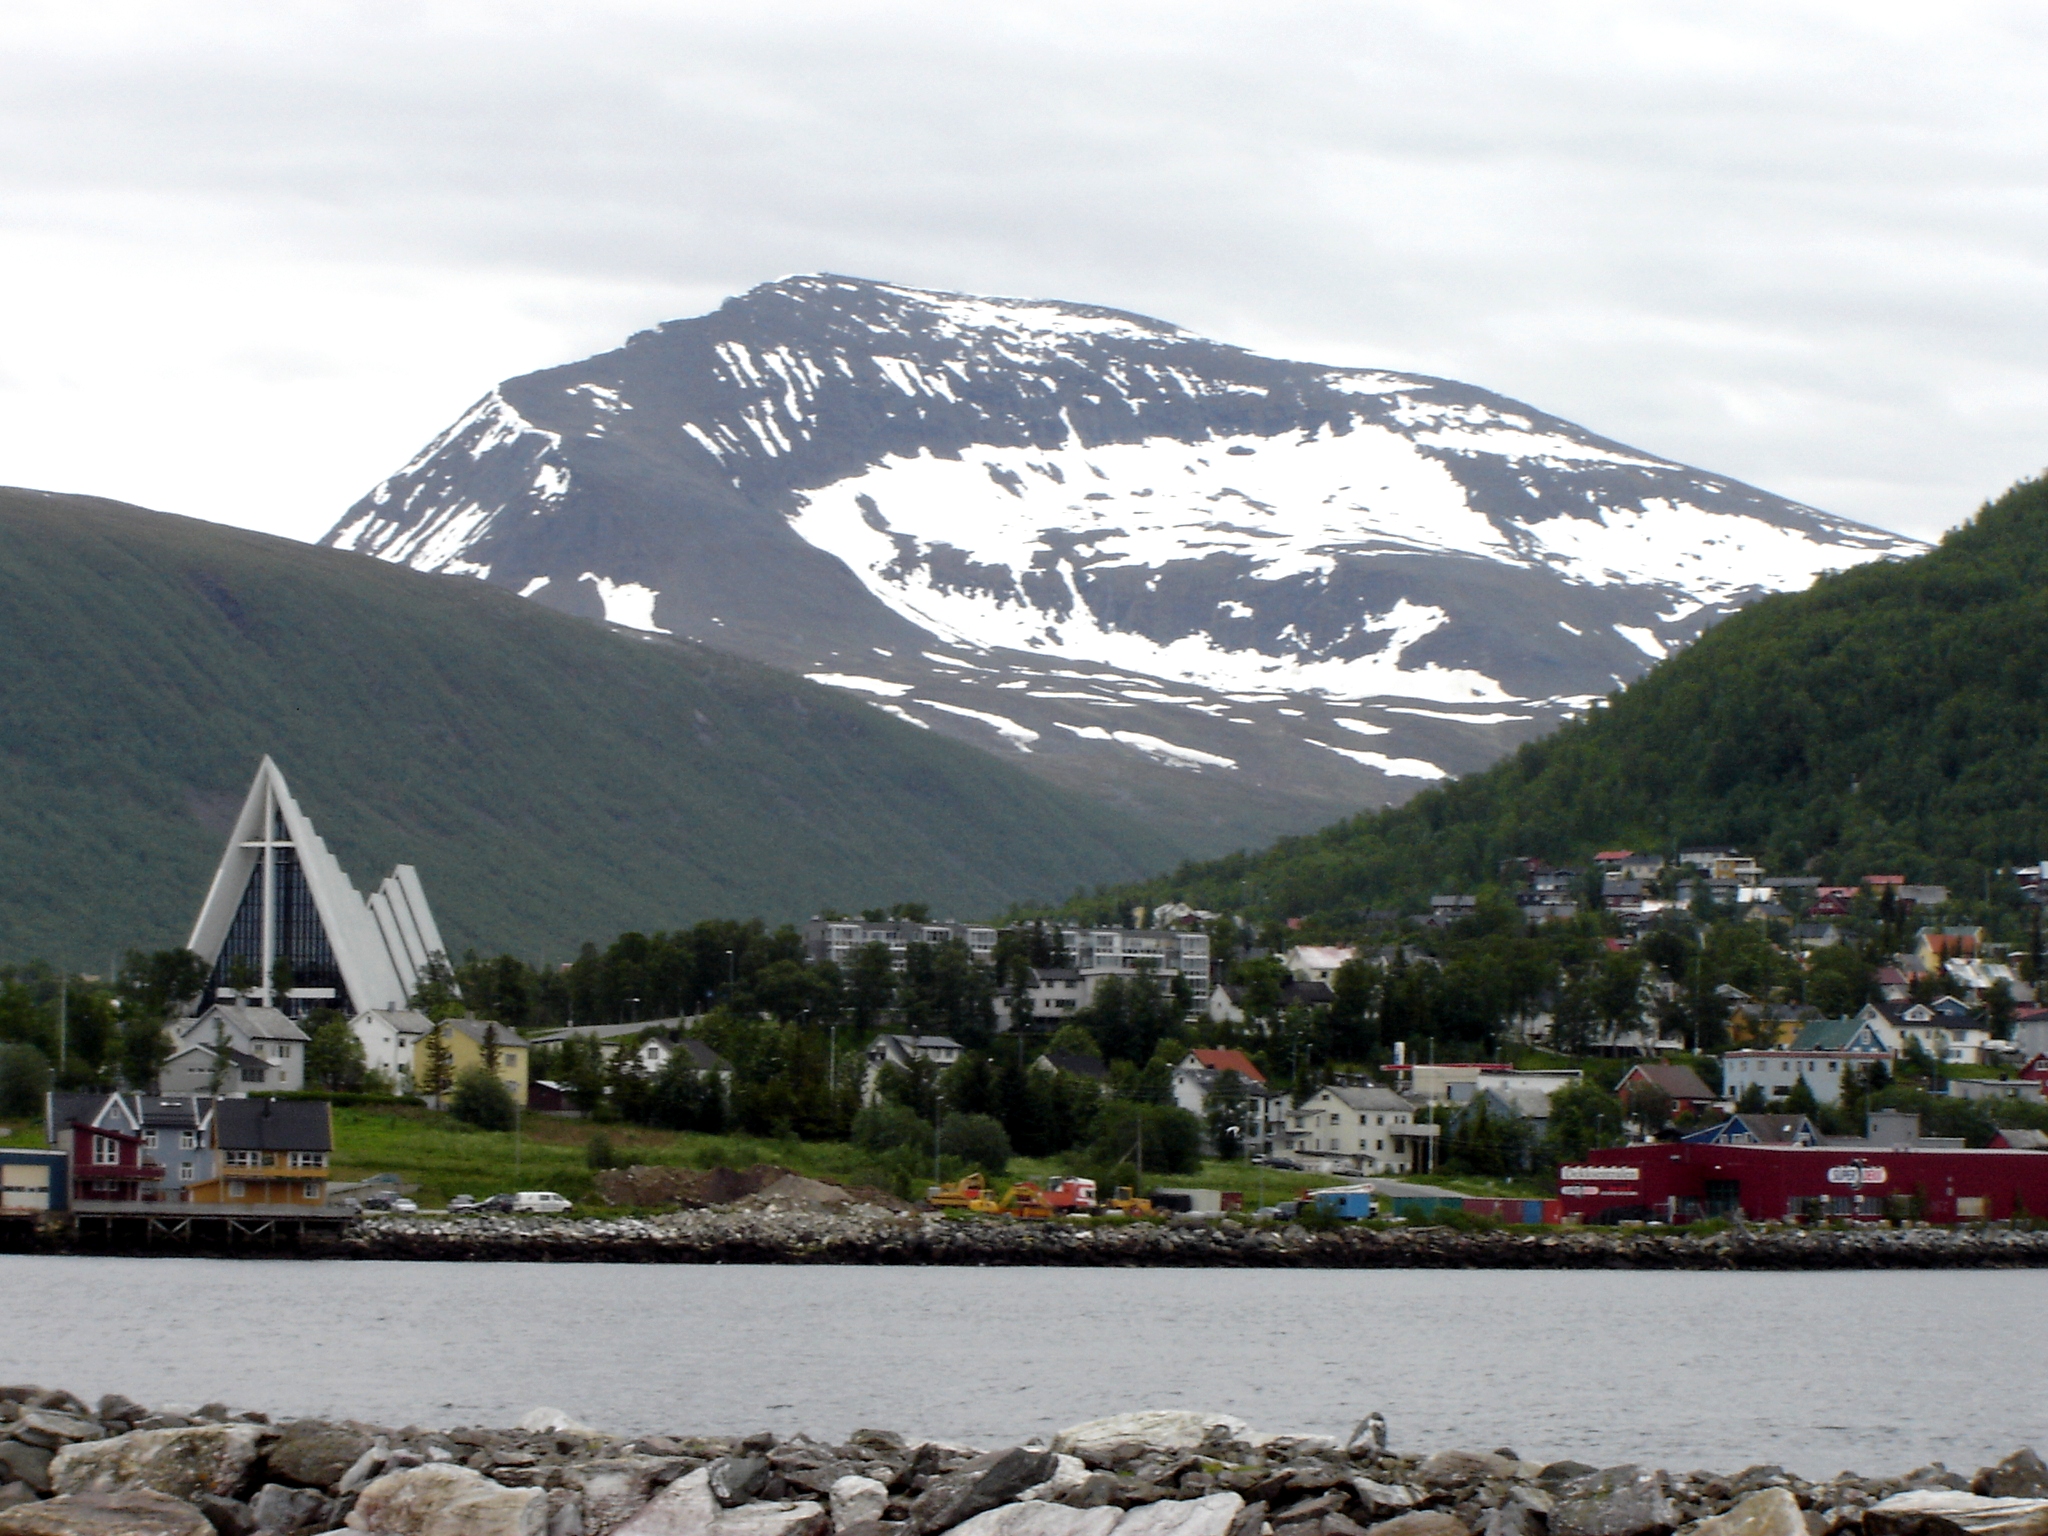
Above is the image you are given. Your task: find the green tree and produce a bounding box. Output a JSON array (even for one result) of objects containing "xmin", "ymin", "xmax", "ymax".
[
  {"xmin": 852, "ymin": 1100, "xmax": 928, "ymax": 1153},
  {"xmin": 1806, "ymin": 945, "xmax": 1873, "ymax": 1017},
  {"xmin": 1203, "ymin": 1069, "xmax": 1251, "ymax": 1156},
  {"xmin": 0, "ymin": 1041, "xmax": 52, "ymax": 1116},
  {"xmin": 938, "ymin": 1111, "xmax": 1011, "ymax": 1176},
  {"xmin": 846, "ymin": 942, "xmax": 897, "ymax": 1031},
  {"xmin": 420, "ymin": 1024, "xmax": 456, "ymax": 1101},
  {"xmin": 409, "ymin": 952, "xmax": 464, "ymax": 1022},
  {"xmin": 1736, "ymin": 1082, "xmax": 1769, "ymax": 1112},
  {"xmin": 1544, "ymin": 1081, "xmax": 1626, "ymax": 1164},
  {"xmin": 304, "ymin": 1011, "xmax": 367, "ymax": 1092},
  {"xmin": 585, "ymin": 1130, "xmax": 621, "ymax": 1170},
  {"xmin": 1088, "ymin": 1100, "xmax": 1204, "ymax": 1176},
  {"xmin": 1044, "ymin": 1023, "xmax": 1102, "ymax": 1061},
  {"xmin": 1781, "ymin": 1075, "xmax": 1822, "ymax": 1118},
  {"xmin": 449, "ymin": 1066, "xmax": 516, "ymax": 1130}
]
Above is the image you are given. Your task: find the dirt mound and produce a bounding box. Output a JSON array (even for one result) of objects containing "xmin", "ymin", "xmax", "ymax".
[{"xmin": 594, "ymin": 1163, "xmax": 912, "ymax": 1212}]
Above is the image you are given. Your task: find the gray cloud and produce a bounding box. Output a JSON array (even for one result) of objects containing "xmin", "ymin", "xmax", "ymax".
[{"xmin": 3, "ymin": 0, "xmax": 2045, "ymax": 540}]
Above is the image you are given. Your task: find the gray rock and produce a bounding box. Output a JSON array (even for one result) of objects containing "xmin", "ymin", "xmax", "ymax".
[
  {"xmin": 1976, "ymin": 1460, "xmax": 2048, "ymax": 1503},
  {"xmin": 547, "ymin": 1492, "xmax": 586, "ymax": 1536},
  {"xmin": 7, "ymin": 1415, "xmax": 104, "ymax": 1454},
  {"xmin": 1350, "ymin": 1482, "xmax": 1417, "ymax": 1520},
  {"xmin": 1051, "ymin": 1418, "xmax": 1252, "ymax": 1467},
  {"xmin": 714, "ymin": 1502, "xmax": 828, "ymax": 1536},
  {"xmin": 267, "ymin": 1422, "xmax": 376, "ymax": 1492},
  {"xmin": 1418, "ymin": 1455, "xmax": 1516, "ymax": 1491},
  {"xmin": 1115, "ymin": 1493, "xmax": 1247, "ymax": 1536},
  {"xmin": 1542, "ymin": 1467, "xmax": 1599, "ymax": 1488},
  {"xmin": 1362, "ymin": 1516, "xmax": 1469, "ymax": 1536},
  {"xmin": 831, "ymin": 1478, "xmax": 891, "ymax": 1533},
  {"xmin": 567, "ymin": 1458, "xmax": 683, "ymax": 1533},
  {"xmin": 612, "ymin": 1469, "xmax": 720, "ymax": 1536},
  {"xmin": 0, "ymin": 1489, "xmax": 34, "ymax": 1516},
  {"xmin": 248, "ymin": 1483, "xmax": 330, "ymax": 1536},
  {"xmin": 1692, "ymin": 1490, "xmax": 1808, "ymax": 1536},
  {"xmin": 1481, "ymin": 1507, "xmax": 1542, "ymax": 1536},
  {"xmin": 53, "ymin": 1426, "xmax": 268, "ymax": 1506},
  {"xmin": 0, "ymin": 1445, "xmax": 53, "ymax": 1495},
  {"xmin": 910, "ymin": 1451, "xmax": 1058, "ymax": 1536},
  {"xmin": 343, "ymin": 1463, "xmax": 546, "ymax": 1535},
  {"xmin": 1865, "ymin": 1492, "xmax": 2048, "ymax": 1536},
  {"xmin": 0, "ymin": 1488, "xmax": 215, "ymax": 1536},
  {"xmin": 946, "ymin": 1507, "xmax": 1122, "ymax": 1536},
  {"xmin": 194, "ymin": 1494, "xmax": 258, "ymax": 1536},
  {"xmin": 711, "ymin": 1463, "xmax": 773, "ymax": 1509},
  {"xmin": 1551, "ymin": 1468, "xmax": 1680, "ymax": 1536}
]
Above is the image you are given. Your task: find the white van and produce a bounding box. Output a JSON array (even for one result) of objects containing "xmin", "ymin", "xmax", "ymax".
[{"xmin": 508, "ymin": 1191, "xmax": 574, "ymax": 1214}]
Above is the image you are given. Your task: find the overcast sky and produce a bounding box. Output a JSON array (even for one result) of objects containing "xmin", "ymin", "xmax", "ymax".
[{"xmin": 4, "ymin": 1, "xmax": 2044, "ymax": 544}]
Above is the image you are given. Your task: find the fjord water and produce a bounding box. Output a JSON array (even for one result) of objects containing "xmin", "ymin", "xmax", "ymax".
[{"xmin": 2, "ymin": 1257, "xmax": 2039, "ymax": 1477}]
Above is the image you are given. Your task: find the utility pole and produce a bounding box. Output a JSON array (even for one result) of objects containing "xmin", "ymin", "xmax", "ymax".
[{"xmin": 58, "ymin": 971, "xmax": 67, "ymax": 1079}]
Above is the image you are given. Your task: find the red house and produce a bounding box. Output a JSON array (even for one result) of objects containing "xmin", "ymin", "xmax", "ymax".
[{"xmin": 56, "ymin": 1120, "xmax": 165, "ymax": 1204}]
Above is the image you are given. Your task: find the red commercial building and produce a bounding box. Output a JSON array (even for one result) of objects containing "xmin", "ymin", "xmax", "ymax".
[{"xmin": 1559, "ymin": 1141, "xmax": 2048, "ymax": 1225}]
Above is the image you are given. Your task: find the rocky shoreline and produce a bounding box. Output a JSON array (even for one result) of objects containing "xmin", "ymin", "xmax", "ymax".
[
  {"xmin": 67, "ymin": 1204, "xmax": 2048, "ymax": 1268},
  {"xmin": 4, "ymin": 1391, "xmax": 2047, "ymax": 1536}
]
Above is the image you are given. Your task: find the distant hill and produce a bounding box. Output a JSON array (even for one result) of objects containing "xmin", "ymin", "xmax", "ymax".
[
  {"xmin": 1107, "ymin": 476, "xmax": 2048, "ymax": 921},
  {"xmin": 0, "ymin": 487, "xmax": 1177, "ymax": 967}
]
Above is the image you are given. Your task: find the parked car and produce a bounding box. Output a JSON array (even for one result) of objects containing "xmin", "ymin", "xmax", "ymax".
[
  {"xmin": 506, "ymin": 1191, "xmax": 574, "ymax": 1215},
  {"xmin": 447, "ymin": 1194, "xmax": 480, "ymax": 1213},
  {"xmin": 479, "ymin": 1193, "xmax": 516, "ymax": 1211},
  {"xmin": 360, "ymin": 1194, "xmax": 419, "ymax": 1214}
]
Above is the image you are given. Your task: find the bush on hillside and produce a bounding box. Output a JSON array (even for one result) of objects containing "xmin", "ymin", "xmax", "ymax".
[{"xmin": 449, "ymin": 1067, "xmax": 516, "ymax": 1131}]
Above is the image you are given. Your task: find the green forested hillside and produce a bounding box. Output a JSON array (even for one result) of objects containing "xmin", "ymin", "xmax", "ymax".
[
  {"xmin": 0, "ymin": 487, "xmax": 1175, "ymax": 966},
  {"xmin": 1107, "ymin": 476, "xmax": 2048, "ymax": 921}
]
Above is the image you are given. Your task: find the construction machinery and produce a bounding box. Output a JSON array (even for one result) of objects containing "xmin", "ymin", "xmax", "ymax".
[
  {"xmin": 1101, "ymin": 1186, "xmax": 1156, "ymax": 1218},
  {"xmin": 924, "ymin": 1172, "xmax": 988, "ymax": 1210},
  {"xmin": 1042, "ymin": 1175, "xmax": 1097, "ymax": 1214},
  {"xmin": 967, "ymin": 1181, "xmax": 1055, "ymax": 1219}
]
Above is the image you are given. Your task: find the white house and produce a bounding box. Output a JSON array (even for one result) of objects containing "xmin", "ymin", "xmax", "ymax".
[
  {"xmin": 348, "ymin": 1009, "xmax": 433, "ymax": 1088},
  {"xmin": 1288, "ymin": 1084, "xmax": 1435, "ymax": 1174},
  {"xmin": 1720, "ymin": 1049, "xmax": 1883, "ymax": 1107},
  {"xmin": 166, "ymin": 1004, "xmax": 308, "ymax": 1093},
  {"xmin": 861, "ymin": 1034, "xmax": 964, "ymax": 1103},
  {"xmin": 1284, "ymin": 946, "xmax": 1356, "ymax": 985}
]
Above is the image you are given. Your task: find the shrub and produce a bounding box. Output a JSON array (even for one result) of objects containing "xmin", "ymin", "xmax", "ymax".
[
  {"xmin": 1087, "ymin": 1101, "xmax": 1205, "ymax": 1175},
  {"xmin": 585, "ymin": 1130, "xmax": 621, "ymax": 1170},
  {"xmin": 449, "ymin": 1067, "xmax": 516, "ymax": 1131},
  {"xmin": 852, "ymin": 1100, "xmax": 928, "ymax": 1154},
  {"xmin": 938, "ymin": 1111, "xmax": 1011, "ymax": 1177}
]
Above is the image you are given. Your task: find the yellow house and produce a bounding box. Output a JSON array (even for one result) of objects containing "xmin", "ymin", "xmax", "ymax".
[
  {"xmin": 412, "ymin": 1016, "xmax": 527, "ymax": 1106},
  {"xmin": 185, "ymin": 1099, "xmax": 334, "ymax": 1207}
]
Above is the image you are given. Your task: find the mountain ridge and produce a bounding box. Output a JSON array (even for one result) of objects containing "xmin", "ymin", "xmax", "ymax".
[
  {"xmin": 0, "ymin": 484, "xmax": 1176, "ymax": 966},
  {"xmin": 323, "ymin": 275, "xmax": 1920, "ymax": 853},
  {"xmin": 1094, "ymin": 474, "xmax": 2048, "ymax": 923}
]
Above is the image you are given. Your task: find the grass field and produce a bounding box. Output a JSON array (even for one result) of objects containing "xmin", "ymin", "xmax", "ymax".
[{"xmin": 4, "ymin": 1102, "xmax": 1548, "ymax": 1209}]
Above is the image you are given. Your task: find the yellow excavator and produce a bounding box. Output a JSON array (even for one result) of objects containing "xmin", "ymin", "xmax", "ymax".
[
  {"xmin": 1101, "ymin": 1186, "xmax": 1156, "ymax": 1218},
  {"xmin": 925, "ymin": 1172, "xmax": 988, "ymax": 1210},
  {"xmin": 968, "ymin": 1181, "xmax": 1055, "ymax": 1220}
]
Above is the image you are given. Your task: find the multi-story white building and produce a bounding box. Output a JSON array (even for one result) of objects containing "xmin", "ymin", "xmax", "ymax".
[
  {"xmin": 1058, "ymin": 926, "xmax": 1209, "ymax": 1006},
  {"xmin": 1721, "ymin": 1048, "xmax": 1890, "ymax": 1106},
  {"xmin": 1288, "ymin": 1084, "xmax": 1437, "ymax": 1174},
  {"xmin": 802, "ymin": 918, "xmax": 998, "ymax": 967}
]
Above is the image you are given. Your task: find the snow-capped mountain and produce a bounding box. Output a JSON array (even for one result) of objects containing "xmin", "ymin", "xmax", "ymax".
[{"xmin": 324, "ymin": 276, "xmax": 1920, "ymax": 853}]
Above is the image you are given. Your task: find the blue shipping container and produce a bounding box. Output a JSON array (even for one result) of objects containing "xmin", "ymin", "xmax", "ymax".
[{"xmin": 1311, "ymin": 1188, "xmax": 1377, "ymax": 1219}]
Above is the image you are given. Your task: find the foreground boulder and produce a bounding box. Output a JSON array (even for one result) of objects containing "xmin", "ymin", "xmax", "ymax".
[
  {"xmin": 948, "ymin": 1506, "xmax": 1122, "ymax": 1536},
  {"xmin": 1115, "ymin": 1493, "xmax": 1246, "ymax": 1536},
  {"xmin": 1977, "ymin": 1458, "xmax": 2048, "ymax": 1503},
  {"xmin": 0, "ymin": 1487, "xmax": 212, "ymax": 1536},
  {"xmin": 264, "ymin": 1419, "xmax": 375, "ymax": 1491},
  {"xmin": 1050, "ymin": 1415, "xmax": 1252, "ymax": 1465},
  {"xmin": 346, "ymin": 1464, "xmax": 546, "ymax": 1536},
  {"xmin": 1550, "ymin": 1466, "xmax": 1680, "ymax": 1536},
  {"xmin": 1692, "ymin": 1489, "xmax": 1807, "ymax": 1536},
  {"xmin": 911, "ymin": 1449, "xmax": 1059, "ymax": 1534},
  {"xmin": 1866, "ymin": 1491, "xmax": 2048, "ymax": 1536},
  {"xmin": 50, "ymin": 1425, "xmax": 266, "ymax": 1505}
]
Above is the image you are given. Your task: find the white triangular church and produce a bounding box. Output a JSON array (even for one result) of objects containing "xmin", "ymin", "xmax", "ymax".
[{"xmin": 187, "ymin": 757, "xmax": 449, "ymax": 1017}]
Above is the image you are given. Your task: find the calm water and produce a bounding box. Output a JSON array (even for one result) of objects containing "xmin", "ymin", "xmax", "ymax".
[{"xmin": 0, "ymin": 1258, "xmax": 2040, "ymax": 1478}]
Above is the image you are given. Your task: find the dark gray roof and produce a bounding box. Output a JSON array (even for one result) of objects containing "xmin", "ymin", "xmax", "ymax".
[
  {"xmin": 675, "ymin": 1039, "xmax": 731, "ymax": 1072},
  {"xmin": 1037, "ymin": 1051, "xmax": 1109, "ymax": 1081},
  {"xmin": 213, "ymin": 1098, "xmax": 332, "ymax": 1152}
]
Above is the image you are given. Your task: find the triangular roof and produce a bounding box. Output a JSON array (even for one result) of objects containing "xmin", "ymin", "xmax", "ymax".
[
  {"xmin": 1616, "ymin": 1062, "xmax": 1716, "ymax": 1101},
  {"xmin": 1186, "ymin": 1047, "xmax": 1267, "ymax": 1084},
  {"xmin": 187, "ymin": 757, "xmax": 448, "ymax": 1016},
  {"xmin": 1793, "ymin": 1017, "xmax": 1889, "ymax": 1052}
]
